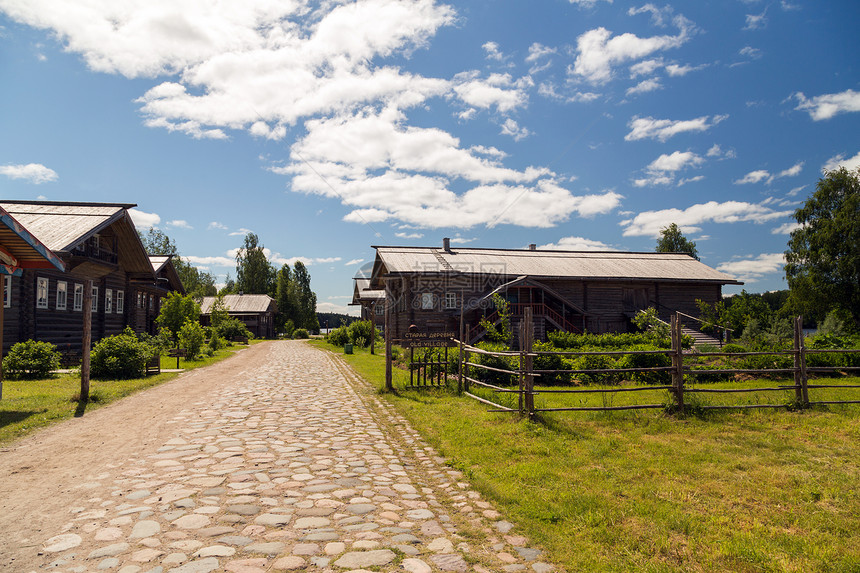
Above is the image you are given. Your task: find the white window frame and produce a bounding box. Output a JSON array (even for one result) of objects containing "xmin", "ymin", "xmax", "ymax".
[
  {"xmin": 374, "ymin": 303, "xmax": 384, "ymax": 316},
  {"xmin": 73, "ymin": 283, "xmax": 83, "ymax": 311},
  {"xmin": 3, "ymin": 275, "xmax": 10, "ymax": 308},
  {"xmin": 56, "ymin": 281, "xmax": 68, "ymax": 310},
  {"xmin": 105, "ymin": 288, "xmax": 113, "ymax": 313},
  {"xmin": 444, "ymin": 292, "xmax": 457, "ymax": 310},
  {"xmin": 92, "ymin": 286, "xmax": 98, "ymax": 312},
  {"xmin": 36, "ymin": 277, "xmax": 49, "ymax": 309},
  {"xmin": 421, "ymin": 293, "xmax": 434, "ymax": 310},
  {"xmin": 116, "ymin": 290, "xmax": 124, "ymax": 313}
]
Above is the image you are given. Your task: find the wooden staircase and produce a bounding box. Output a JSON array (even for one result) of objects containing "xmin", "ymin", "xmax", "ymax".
[{"xmin": 681, "ymin": 326, "xmax": 722, "ymax": 348}]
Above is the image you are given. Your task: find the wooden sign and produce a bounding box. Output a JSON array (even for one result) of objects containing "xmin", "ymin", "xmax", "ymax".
[{"xmin": 401, "ymin": 329, "xmax": 457, "ymax": 348}]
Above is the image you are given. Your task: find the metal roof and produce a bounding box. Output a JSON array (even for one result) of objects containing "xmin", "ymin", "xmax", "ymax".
[
  {"xmin": 0, "ymin": 201, "xmax": 132, "ymax": 252},
  {"xmin": 200, "ymin": 294, "xmax": 276, "ymax": 314},
  {"xmin": 371, "ymin": 245, "xmax": 742, "ymax": 284}
]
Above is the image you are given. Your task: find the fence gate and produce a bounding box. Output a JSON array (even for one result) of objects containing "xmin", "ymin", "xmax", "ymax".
[{"xmin": 401, "ymin": 327, "xmax": 458, "ymax": 389}]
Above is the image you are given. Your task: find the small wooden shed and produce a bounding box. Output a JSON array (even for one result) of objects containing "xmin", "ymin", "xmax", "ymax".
[{"xmin": 199, "ymin": 294, "xmax": 277, "ymax": 339}]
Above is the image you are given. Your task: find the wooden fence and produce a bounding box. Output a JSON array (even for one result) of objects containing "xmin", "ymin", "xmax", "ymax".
[{"xmin": 454, "ymin": 312, "xmax": 860, "ymax": 416}]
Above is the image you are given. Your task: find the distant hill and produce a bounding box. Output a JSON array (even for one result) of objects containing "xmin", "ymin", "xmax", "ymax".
[{"xmin": 317, "ymin": 312, "xmax": 360, "ymax": 330}]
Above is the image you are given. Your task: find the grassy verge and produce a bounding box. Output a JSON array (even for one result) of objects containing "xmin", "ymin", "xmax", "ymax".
[
  {"xmin": 311, "ymin": 339, "xmax": 860, "ymax": 572},
  {"xmin": 0, "ymin": 344, "xmax": 250, "ymax": 446}
]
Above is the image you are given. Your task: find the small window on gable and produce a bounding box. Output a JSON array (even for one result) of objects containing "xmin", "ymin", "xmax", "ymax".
[
  {"xmin": 73, "ymin": 284, "xmax": 83, "ymax": 311},
  {"xmin": 421, "ymin": 293, "xmax": 434, "ymax": 310},
  {"xmin": 56, "ymin": 281, "xmax": 68, "ymax": 310},
  {"xmin": 375, "ymin": 303, "xmax": 384, "ymax": 315},
  {"xmin": 444, "ymin": 292, "xmax": 457, "ymax": 309},
  {"xmin": 116, "ymin": 290, "xmax": 124, "ymax": 313},
  {"xmin": 36, "ymin": 277, "xmax": 49, "ymax": 309}
]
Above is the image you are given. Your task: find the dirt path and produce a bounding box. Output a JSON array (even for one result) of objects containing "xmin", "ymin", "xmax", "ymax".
[{"xmin": 0, "ymin": 341, "xmax": 554, "ymax": 573}]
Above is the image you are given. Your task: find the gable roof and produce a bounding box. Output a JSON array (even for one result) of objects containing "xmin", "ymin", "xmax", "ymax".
[
  {"xmin": 200, "ymin": 294, "xmax": 277, "ymax": 315},
  {"xmin": 370, "ymin": 245, "xmax": 742, "ymax": 285},
  {"xmin": 351, "ymin": 278, "xmax": 385, "ymax": 305},
  {"xmin": 148, "ymin": 255, "xmax": 185, "ymax": 294},
  {"xmin": 0, "ymin": 206, "xmax": 66, "ymax": 275},
  {"xmin": 0, "ymin": 200, "xmax": 153, "ymax": 275}
]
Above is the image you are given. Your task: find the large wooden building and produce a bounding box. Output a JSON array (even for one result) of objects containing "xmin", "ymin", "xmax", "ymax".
[
  {"xmin": 368, "ymin": 239, "xmax": 742, "ymax": 343},
  {"xmin": 0, "ymin": 201, "xmax": 185, "ymax": 353},
  {"xmin": 199, "ymin": 294, "xmax": 277, "ymax": 339}
]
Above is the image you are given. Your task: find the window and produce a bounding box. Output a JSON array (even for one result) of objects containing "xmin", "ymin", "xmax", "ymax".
[
  {"xmin": 149, "ymin": 295, "xmax": 154, "ymax": 311},
  {"xmin": 3, "ymin": 275, "xmax": 10, "ymax": 308},
  {"xmin": 375, "ymin": 303, "xmax": 384, "ymax": 316},
  {"xmin": 421, "ymin": 293, "xmax": 434, "ymax": 310},
  {"xmin": 137, "ymin": 292, "xmax": 143, "ymax": 309},
  {"xmin": 116, "ymin": 290, "xmax": 124, "ymax": 313},
  {"xmin": 105, "ymin": 289, "xmax": 113, "ymax": 313},
  {"xmin": 74, "ymin": 284, "xmax": 83, "ymax": 311},
  {"xmin": 56, "ymin": 281, "xmax": 68, "ymax": 310},
  {"xmin": 36, "ymin": 277, "xmax": 49, "ymax": 309},
  {"xmin": 444, "ymin": 292, "xmax": 457, "ymax": 309},
  {"xmin": 92, "ymin": 286, "xmax": 98, "ymax": 312}
]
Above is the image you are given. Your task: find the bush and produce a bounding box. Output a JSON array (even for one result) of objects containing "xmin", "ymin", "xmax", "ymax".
[
  {"xmin": 532, "ymin": 341, "xmax": 570, "ymax": 385},
  {"xmin": 570, "ymin": 352, "xmax": 619, "ymax": 385},
  {"xmin": 470, "ymin": 342, "xmax": 518, "ymax": 386},
  {"xmin": 326, "ymin": 325, "xmax": 350, "ymax": 346},
  {"xmin": 216, "ymin": 317, "xmax": 253, "ymax": 341},
  {"xmin": 179, "ymin": 319, "xmax": 205, "ymax": 359},
  {"xmin": 615, "ymin": 345, "xmax": 671, "ymax": 384},
  {"xmin": 721, "ymin": 343, "xmax": 747, "ymax": 354},
  {"xmin": 293, "ymin": 328, "xmax": 309, "ymax": 339},
  {"xmin": 2, "ymin": 339, "xmax": 60, "ymax": 379},
  {"xmin": 348, "ymin": 320, "xmax": 378, "ymax": 347},
  {"xmin": 91, "ymin": 333, "xmax": 155, "ymax": 379}
]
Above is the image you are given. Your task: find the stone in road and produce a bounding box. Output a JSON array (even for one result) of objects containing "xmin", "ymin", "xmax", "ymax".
[{"xmin": 10, "ymin": 341, "xmax": 555, "ymax": 572}]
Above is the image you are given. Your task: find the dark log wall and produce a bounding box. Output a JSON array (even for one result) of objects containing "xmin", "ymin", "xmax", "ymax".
[{"xmin": 383, "ymin": 274, "xmax": 726, "ymax": 340}]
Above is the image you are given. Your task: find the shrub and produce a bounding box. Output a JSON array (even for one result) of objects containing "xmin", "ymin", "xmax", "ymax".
[
  {"xmin": 216, "ymin": 317, "xmax": 253, "ymax": 341},
  {"xmin": 570, "ymin": 352, "xmax": 618, "ymax": 385},
  {"xmin": 470, "ymin": 342, "xmax": 518, "ymax": 386},
  {"xmin": 721, "ymin": 343, "xmax": 747, "ymax": 353},
  {"xmin": 615, "ymin": 345, "xmax": 671, "ymax": 384},
  {"xmin": 532, "ymin": 341, "xmax": 570, "ymax": 385},
  {"xmin": 91, "ymin": 333, "xmax": 155, "ymax": 379},
  {"xmin": 326, "ymin": 325, "xmax": 350, "ymax": 346},
  {"xmin": 2, "ymin": 339, "xmax": 60, "ymax": 379},
  {"xmin": 179, "ymin": 319, "xmax": 205, "ymax": 359},
  {"xmin": 207, "ymin": 330, "xmax": 225, "ymax": 352},
  {"xmin": 348, "ymin": 320, "xmax": 378, "ymax": 347},
  {"xmin": 293, "ymin": 328, "xmax": 310, "ymax": 339}
]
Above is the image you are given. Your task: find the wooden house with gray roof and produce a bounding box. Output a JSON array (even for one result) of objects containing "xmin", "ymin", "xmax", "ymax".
[
  {"xmin": 350, "ymin": 277, "xmax": 386, "ymax": 328},
  {"xmin": 369, "ymin": 238, "xmax": 742, "ymax": 343},
  {"xmin": 199, "ymin": 294, "xmax": 277, "ymax": 339},
  {"xmin": 0, "ymin": 200, "xmax": 185, "ymax": 353}
]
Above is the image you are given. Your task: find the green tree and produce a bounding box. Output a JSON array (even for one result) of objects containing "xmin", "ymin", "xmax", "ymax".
[
  {"xmin": 292, "ymin": 261, "xmax": 320, "ymax": 332},
  {"xmin": 275, "ymin": 264, "xmax": 299, "ymax": 333},
  {"xmin": 479, "ymin": 293, "xmax": 512, "ymax": 345},
  {"xmin": 235, "ymin": 233, "xmax": 276, "ymax": 295},
  {"xmin": 656, "ymin": 223, "xmax": 699, "ymax": 260},
  {"xmin": 156, "ymin": 292, "xmax": 201, "ymax": 342},
  {"xmin": 209, "ymin": 293, "xmax": 230, "ymax": 329},
  {"xmin": 785, "ymin": 167, "xmax": 860, "ymax": 327},
  {"xmin": 138, "ymin": 227, "xmax": 215, "ymax": 299},
  {"xmin": 139, "ymin": 227, "xmax": 177, "ymax": 254}
]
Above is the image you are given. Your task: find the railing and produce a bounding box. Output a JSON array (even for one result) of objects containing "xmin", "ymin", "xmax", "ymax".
[
  {"xmin": 454, "ymin": 314, "xmax": 860, "ymax": 416},
  {"xmin": 70, "ymin": 244, "xmax": 118, "ymax": 265},
  {"xmin": 467, "ymin": 302, "xmax": 583, "ymax": 342}
]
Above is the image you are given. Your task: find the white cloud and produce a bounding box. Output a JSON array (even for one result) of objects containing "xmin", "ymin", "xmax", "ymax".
[
  {"xmin": 345, "ymin": 258, "xmax": 364, "ymax": 266},
  {"xmin": 0, "ymin": 163, "xmax": 58, "ymax": 184},
  {"xmin": 526, "ymin": 42, "xmax": 556, "ymax": 63},
  {"xmin": 185, "ymin": 254, "xmax": 235, "ymax": 267},
  {"xmin": 629, "ymin": 58, "xmax": 663, "ymax": 78},
  {"xmin": 625, "ymin": 114, "xmax": 727, "ymax": 142},
  {"xmin": 665, "ymin": 62, "xmax": 703, "ymax": 76},
  {"xmin": 208, "ymin": 221, "xmax": 228, "ymax": 230},
  {"xmin": 739, "ymin": 46, "xmax": 762, "ymax": 59},
  {"xmin": 706, "ymin": 144, "xmax": 736, "ymax": 159},
  {"xmin": 538, "ymin": 236, "xmax": 616, "ymax": 251},
  {"xmin": 228, "ymin": 227, "xmax": 253, "ymax": 237},
  {"xmin": 626, "ymin": 77, "xmax": 662, "ymax": 96},
  {"xmin": 677, "ymin": 175, "xmax": 705, "ymax": 186},
  {"xmin": 734, "ymin": 161, "xmax": 803, "ymax": 184},
  {"xmin": 628, "ymin": 4, "xmax": 673, "ymax": 27},
  {"xmin": 571, "ymin": 15, "xmax": 695, "ymax": 84},
  {"xmin": 716, "ymin": 253, "xmax": 784, "ymax": 283},
  {"xmin": 452, "ymin": 71, "xmax": 531, "ymax": 114},
  {"xmin": 500, "ymin": 118, "xmax": 530, "ymax": 141},
  {"xmin": 317, "ymin": 301, "xmax": 360, "ymax": 316},
  {"xmin": 823, "ymin": 151, "xmax": 860, "ymax": 172},
  {"xmin": 395, "ymin": 232, "xmax": 424, "ymax": 239},
  {"xmin": 482, "ymin": 41, "xmax": 505, "ymax": 62},
  {"xmin": 568, "ymin": 0, "xmax": 612, "ymax": 7},
  {"xmin": 128, "ymin": 209, "xmax": 161, "ymax": 229},
  {"xmin": 794, "ymin": 89, "xmax": 860, "ymax": 121},
  {"xmin": 743, "ymin": 11, "xmax": 768, "ymax": 31},
  {"xmin": 620, "ymin": 200, "xmax": 791, "ymax": 237},
  {"xmin": 167, "ymin": 219, "xmax": 193, "ymax": 229},
  {"xmin": 771, "ymin": 221, "xmax": 802, "ymax": 235},
  {"xmin": 633, "ymin": 150, "xmax": 704, "ymax": 187}
]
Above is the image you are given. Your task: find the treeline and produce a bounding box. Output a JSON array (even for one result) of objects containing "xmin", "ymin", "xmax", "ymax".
[
  {"xmin": 140, "ymin": 229, "xmax": 320, "ymax": 335},
  {"xmin": 317, "ymin": 313, "xmax": 361, "ymax": 330}
]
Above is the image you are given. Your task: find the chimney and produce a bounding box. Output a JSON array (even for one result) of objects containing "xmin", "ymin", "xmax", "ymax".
[
  {"xmin": 443, "ymin": 237, "xmax": 451, "ymax": 252},
  {"xmin": 528, "ymin": 244, "xmax": 536, "ymax": 251}
]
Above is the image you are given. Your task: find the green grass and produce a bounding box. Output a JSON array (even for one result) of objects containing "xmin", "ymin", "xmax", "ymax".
[
  {"xmin": 311, "ymin": 339, "xmax": 860, "ymax": 572},
  {"xmin": 0, "ymin": 345, "xmax": 248, "ymax": 446}
]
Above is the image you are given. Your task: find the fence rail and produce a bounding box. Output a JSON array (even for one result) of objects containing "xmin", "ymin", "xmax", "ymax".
[{"xmin": 450, "ymin": 313, "xmax": 860, "ymax": 416}]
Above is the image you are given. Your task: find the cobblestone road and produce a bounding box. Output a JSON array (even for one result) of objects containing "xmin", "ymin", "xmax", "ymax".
[{"xmin": 25, "ymin": 342, "xmax": 555, "ymax": 573}]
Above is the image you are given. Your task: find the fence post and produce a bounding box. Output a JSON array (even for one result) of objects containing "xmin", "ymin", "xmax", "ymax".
[
  {"xmin": 458, "ymin": 304, "xmax": 464, "ymax": 394},
  {"xmin": 518, "ymin": 319, "xmax": 525, "ymax": 414},
  {"xmin": 797, "ymin": 316, "xmax": 809, "ymax": 406},
  {"xmin": 793, "ymin": 316, "xmax": 804, "ymax": 406},
  {"xmin": 523, "ymin": 307, "xmax": 535, "ymax": 417},
  {"xmin": 671, "ymin": 313, "xmax": 684, "ymax": 413}
]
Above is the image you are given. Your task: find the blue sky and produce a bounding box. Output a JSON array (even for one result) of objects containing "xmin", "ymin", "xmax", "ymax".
[{"xmin": 1, "ymin": 0, "xmax": 858, "ymax": 315}]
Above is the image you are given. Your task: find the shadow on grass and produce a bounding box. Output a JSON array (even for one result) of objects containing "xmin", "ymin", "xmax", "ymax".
[{"xmin": 0, "ymin": 410, "xmax": 45, "ymax": 428}]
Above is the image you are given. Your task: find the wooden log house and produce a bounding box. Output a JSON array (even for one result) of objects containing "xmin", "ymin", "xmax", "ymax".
[
  {"xmin": 350, "ymin": 277, "xmax": 386, "ymax": 331},
  {"xmin": 0, "ymin": 201, "xmax": 185, "ymax": 354},
  {"xmin": 369, "ymin": 239, "xmax": 743, "ymax": 344},
  {"xmin": 199, "ymin": 294, "xmax": 277, "ymax": 339}
]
